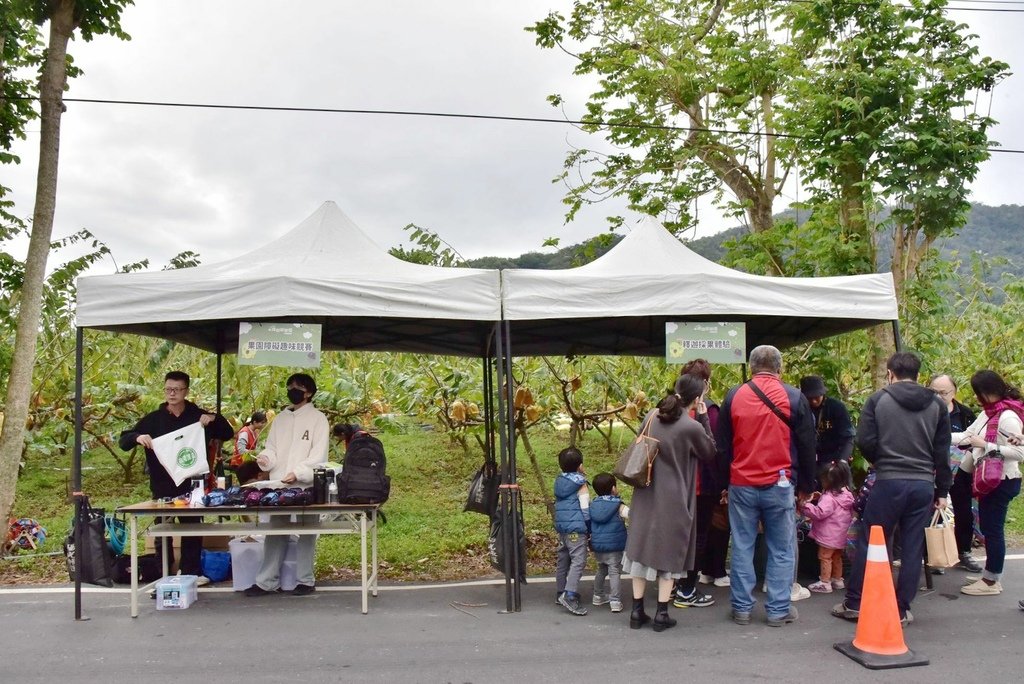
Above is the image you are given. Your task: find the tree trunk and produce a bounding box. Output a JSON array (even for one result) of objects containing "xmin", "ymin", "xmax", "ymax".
[
  {"xmin": 0, "ymin": 0, "xmax": 77, "ymax": 522},
  {"xmin": 516, "ymin": 428, "xmax": 554, "ymax": 520}
]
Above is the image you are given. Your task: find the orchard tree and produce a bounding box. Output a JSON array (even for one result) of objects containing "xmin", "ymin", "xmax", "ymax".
[{"xmin": 0, "ymin": 0, "xmax": 133, "ymax": 522}]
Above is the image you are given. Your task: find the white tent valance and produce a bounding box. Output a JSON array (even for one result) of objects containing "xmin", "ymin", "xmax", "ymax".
[
  {"xmin": 500, "ymin": 218, "xmax": 898, "ymax": 356},
  {"xmin": 76, "ymin": 206, "xmax": 898, "ymax": 358},
  {"xmin": 76, "ymin": 202, "xmax": 503, "ymax": 356}
]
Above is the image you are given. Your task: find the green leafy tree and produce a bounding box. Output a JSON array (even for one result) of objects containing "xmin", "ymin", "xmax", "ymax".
[
  {"xmin": 529, "ymin": 0, "xmax": 801, "ymax": 247},
  {"xmin": 0, "ymin": 0, "xmax": 132, "ymax": 521},
  {"xmin": 780, "ymin": 0, "xmax": 1008, "ymax": 378}
]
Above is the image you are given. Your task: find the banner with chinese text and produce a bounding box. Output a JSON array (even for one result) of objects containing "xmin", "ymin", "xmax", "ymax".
[
  {"xmin": 665, "ymin": 322, "xmax": 746, "ymax": 364},
  {"xmin": 237, "ymin": 322, "xmax": 322, "ymax": 368}
]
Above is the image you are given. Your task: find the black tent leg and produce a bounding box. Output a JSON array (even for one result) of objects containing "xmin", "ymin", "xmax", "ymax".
[
  {"xmin": 73, "ymin": 327, "xmax": 89, "ymax": 621},
  {"xmin": 503, "ymin": 320, "xmax": 522, "ymax": 612},
  {"xmin": 892, "ymin": 320, "xmax": 903, "ymax": 352}
]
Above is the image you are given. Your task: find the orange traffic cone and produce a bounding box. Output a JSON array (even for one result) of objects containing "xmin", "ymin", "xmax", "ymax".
[{"xmin": 834, "ymin": 525, "xmax": 928, "ymax": 669}]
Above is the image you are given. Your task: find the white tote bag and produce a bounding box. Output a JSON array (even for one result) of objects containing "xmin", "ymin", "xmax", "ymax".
[{"xmin": 151, "ymin": 421, "xmax": 209, "ymax": 486}]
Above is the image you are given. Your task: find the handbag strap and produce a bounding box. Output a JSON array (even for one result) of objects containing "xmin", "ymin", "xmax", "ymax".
[{"xmin": 746, "ymin": 381, "xmax": 792, "ymax": 428}]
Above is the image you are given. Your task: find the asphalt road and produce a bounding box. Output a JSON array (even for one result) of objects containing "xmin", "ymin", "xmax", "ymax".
[{"xmin": 2, "ymin": 557, "xmax": 1021, "ymax": 683}]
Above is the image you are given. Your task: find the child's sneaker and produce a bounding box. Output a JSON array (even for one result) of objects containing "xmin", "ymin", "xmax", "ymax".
[
  {"xmin": 791, "ymin": 583, "xmax": 811, "ymax": 601},
  {"xmin": 713, "ymin": 575, "xmax": 731, "ymax": 587},
  {"xmin": 592, "ymin": 594, "xmax": 610, "ymax": 606},
  {"xmin": 698, "ymin": 573, "xmax": 714, "ymax": 584},
  {"xmin": 558, "ymin": 592, "xmax": 588, "ymax": 616},
  {"xmin": 831, "ymin": 578, "xmax": 845, "ymax": 590},
  {"xmin": 808, "ymin": 580, "xmax": 833, "ymax": 593},
  {"xmin": 609, "ymin": 599, "xmax": 623, "ymax": 613},
  {"xmin": 555, "ymin": 591, "xmax": 565, "ymax": 605}
]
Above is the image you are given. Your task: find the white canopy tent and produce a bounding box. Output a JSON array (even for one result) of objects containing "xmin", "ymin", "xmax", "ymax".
[
  {"xmin": 76, "ymin": 201, "xmax": 503, "ymax": 356},
  {"xmin": 70, "ymin": 203, "xmax": 521, "ymax": 617},
  {"xmin": 70, "ymin": 204, "xmax": 899, "ymax": 618},
  {"xmin": 501, "ymin": 217, "xmax": 899, "ymax": 356}
]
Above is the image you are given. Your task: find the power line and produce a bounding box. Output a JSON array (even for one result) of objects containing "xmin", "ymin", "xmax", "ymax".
[
  {"xmin": 773, "ymin": 0, "xmax": 1024, "ymax": 12},
  {"xmin": 44, "ymin": 96, "xmax": 1024, "ymax": 156}
]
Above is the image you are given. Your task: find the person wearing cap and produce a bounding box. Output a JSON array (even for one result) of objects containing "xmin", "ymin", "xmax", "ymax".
[
  {"xmin": 799, "ymin": 375, "xmax": 855, "ymax": 477},
  {"xmin": 244, "ymin": 373, "xmax": 329, "ymax": 597}
]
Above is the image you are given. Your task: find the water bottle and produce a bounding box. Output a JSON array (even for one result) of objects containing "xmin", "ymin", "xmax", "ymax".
[
  {"xmin": 328, "ymin": 480, "xmax": 339, "ymax": 504},
  {"xmin": 777, "ymin": 469, "xmax": 791, "ymax": 488},
  {"xmin": 190, "ymin": 477, "xmax": 206, "ymax": 507}
]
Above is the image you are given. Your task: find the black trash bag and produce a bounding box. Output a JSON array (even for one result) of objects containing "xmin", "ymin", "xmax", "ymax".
[
  {"xmin": 64, "ymin": 498, "xmax": 115, "ymax": 588},
  {"xmin": 488, "ymin": 500, "xmax": 526, "ymax": 582},
  {"xmin": 464, "ymin": 461, "xmax": 499, "ymax": 516}
]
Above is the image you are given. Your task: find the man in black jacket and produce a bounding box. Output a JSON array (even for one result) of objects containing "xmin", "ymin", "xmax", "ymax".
[
  {"xmin": 929, "ymin": 373, "xmax": 982, "ymax": 572},
  {"xmin": 833, "ymin": 353, "xmax": 951, "ymax": 625},
  {"xmin": 119, "ymin": 371, "xmax": 233, "ymax": 581},
  {"xmin": 799, "ymin": 375, "xmax": 855, "ymax": 474}
]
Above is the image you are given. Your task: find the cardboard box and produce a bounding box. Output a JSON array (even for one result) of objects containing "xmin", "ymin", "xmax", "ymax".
[{"xmin": 155, "ymin": 575, "xmax": 198, "ymax": 610}]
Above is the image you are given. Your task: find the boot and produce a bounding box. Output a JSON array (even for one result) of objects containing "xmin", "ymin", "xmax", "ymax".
[
  {"xmin": 629, "ymin": 597, "xmax": 650, "ymax": 629},
  {"xmin": 652, "ymin": 601, "xmax": 677, "ymax": 633}
]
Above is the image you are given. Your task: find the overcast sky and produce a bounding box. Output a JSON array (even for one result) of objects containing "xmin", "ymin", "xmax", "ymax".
[{"xmin": 5, "ymin": 1, "xmax": 1023, "ymax": 270}]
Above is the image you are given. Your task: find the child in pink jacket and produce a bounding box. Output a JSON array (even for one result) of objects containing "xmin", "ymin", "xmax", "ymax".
[{"xmin": 801, "ymin": 460, "xmax": 856, "ymax": 593}]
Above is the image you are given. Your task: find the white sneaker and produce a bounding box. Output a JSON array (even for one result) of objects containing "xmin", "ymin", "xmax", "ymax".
[
  {"xmin": 609, "ymin": 599, "xmax": 623, "ymax": 613},
  {"xmin": 791, "ymin": 583, "xmax": 811, "ymax": 601},
  {"xmin": 713, "ymin": 576, "xmax": 731, "ymax": 587},
  {"xmin": 195, "ymin": 575, "xmax": 211, "ymax": 587},
  {"xmin": 698, "ymin": 573, "xmax": 714, "ymax": 585}
]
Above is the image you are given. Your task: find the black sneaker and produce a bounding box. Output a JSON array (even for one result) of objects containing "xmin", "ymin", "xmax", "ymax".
[
  {"xmin": 292, "ymin": 584, "xmax": 316, "ymax": 596},
  {"xmin": 244, "ymin": 584, "xmax": 271, "ymax": 597},
  {"xmin": 673, "ymin": 591, "xmax": 715, "ymax": 608},
  {"xmin": 558, "ymin": 592, "xmax": 588, "ymax": 616},
  {"xmin": 956, "ymin": 554, "xmax": 983, "ymax": 573}
]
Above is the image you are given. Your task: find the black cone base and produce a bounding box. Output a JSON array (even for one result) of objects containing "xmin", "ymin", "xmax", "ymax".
[{"xmin": 834, "ymin": 641, "xmax": 929, "ymax": 670}]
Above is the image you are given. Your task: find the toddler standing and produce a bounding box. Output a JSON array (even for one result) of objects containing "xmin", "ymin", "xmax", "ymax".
[
  {"xmin": 590, "ymin": 473, "xmax": 629, "ymax": 613},
  {"xmin": 553, "ymin": 447, "xmax": 590, "ymax": 616},
  {"xmin": 801, "ymin": 460, "xmax": 855, "ymax": 593}
]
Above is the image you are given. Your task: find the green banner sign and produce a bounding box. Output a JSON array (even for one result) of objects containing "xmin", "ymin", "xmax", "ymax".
[
  {"xmin": 237, "ymin": 322, "xmax": 322, "ymax": 368},
  {"xmin": 665, "ymin": 322, "xmax": 746, "ymax": 364}
]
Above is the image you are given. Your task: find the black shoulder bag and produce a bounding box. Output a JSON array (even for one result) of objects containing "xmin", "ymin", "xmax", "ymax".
[{"xmin": 747, "ymin": 380, "xmax": 793, "ymax": 428}]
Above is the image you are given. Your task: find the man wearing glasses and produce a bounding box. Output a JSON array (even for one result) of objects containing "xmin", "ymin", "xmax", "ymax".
[
  {"xmin": 119, "ymin": 370, "xmax": 233, "ymax": 583},
  {"xmin": 928, "ymin": 373, "xmax": 982, "ymax": 573}
]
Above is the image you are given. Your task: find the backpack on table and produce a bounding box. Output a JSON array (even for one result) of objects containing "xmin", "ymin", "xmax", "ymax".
[{"xmin": 337, "ymin": 433, "xmax": 390, "ymax": 504}]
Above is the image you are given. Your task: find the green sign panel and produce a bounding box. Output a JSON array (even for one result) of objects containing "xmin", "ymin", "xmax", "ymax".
[
  {"xmin": 665, "ymin": 322, "xmax": 746, "ymax": 364},
  {"xmin": 237, "ymin": 322, "xmax": 322, "ymax": 368}
]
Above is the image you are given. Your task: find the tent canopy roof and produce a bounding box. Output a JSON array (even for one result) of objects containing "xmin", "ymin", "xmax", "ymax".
[
  {"xmin": 76, "ymin": 202, "xmax": 503, "ymax": 356},
  {"xmin": 76, "ymin": 207, "xmax": 898, "ymax": 359},
  {"xmin": 500, "ymin": 218, "xmax": 898, "ymax": 356}
]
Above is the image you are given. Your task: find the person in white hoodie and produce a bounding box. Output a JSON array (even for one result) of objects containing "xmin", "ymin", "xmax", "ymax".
[{"xmin": 244, "ymin": 373, "xmax": 329, "ymax": 597}]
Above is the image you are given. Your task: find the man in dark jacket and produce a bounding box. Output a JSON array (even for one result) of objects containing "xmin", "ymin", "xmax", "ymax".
[
  {"xmin": 799, "ymin": 375, "xmax": 855, "ymax": 471},
  {"xmin": 119, "ymin": 371, "xmax": 233, "ymax": 581},
  {"xmin": 833, "ymin": 353, "xmax": 951, "ymax": 624},
  {"xmin": 718, "ymin": 345, "xmax": 816, "ymax": 627},
  {"xmin": 929, "ymin": 373, "xmax": 982, "ymax": 572}
]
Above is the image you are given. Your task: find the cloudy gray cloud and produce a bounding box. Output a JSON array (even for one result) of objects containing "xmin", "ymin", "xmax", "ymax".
[{"xmin": 6, "ymin": 1, "xmax": 1022, "ymax": 272}]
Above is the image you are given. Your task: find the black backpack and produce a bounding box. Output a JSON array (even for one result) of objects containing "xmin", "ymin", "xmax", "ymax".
[{"xmin": 337, "ymin": 433, "xmax": 390, "ymax": 504}]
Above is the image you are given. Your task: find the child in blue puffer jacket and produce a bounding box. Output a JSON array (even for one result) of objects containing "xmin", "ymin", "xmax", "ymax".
[
  {"xmin": 590, "ymin": 473, "xmax": 629, "ymax": 613},
  {"xmin": 554, "ymin": 447, "xmax": 590, "ymax": 616}
]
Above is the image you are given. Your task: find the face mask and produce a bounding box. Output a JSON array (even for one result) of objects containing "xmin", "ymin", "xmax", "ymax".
[{"xmin": 287, "ymin": 388, "xmax": 306, "ymax": 405}]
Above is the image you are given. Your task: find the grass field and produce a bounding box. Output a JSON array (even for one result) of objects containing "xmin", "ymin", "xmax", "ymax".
[{"xmin": 2, "ymin": 424, "xmax": 1021, "ymax": 584}]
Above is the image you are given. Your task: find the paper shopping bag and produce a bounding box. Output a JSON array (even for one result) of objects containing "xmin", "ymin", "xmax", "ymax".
[{"xmin": 925, "ymin": 508, "xmax": 959, "ymax": 568}]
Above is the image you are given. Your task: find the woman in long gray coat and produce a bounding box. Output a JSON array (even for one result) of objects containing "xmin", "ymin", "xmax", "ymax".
[{"xmin": 624, "ymin": 373, "xmax": 716, "ymax": 632}]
